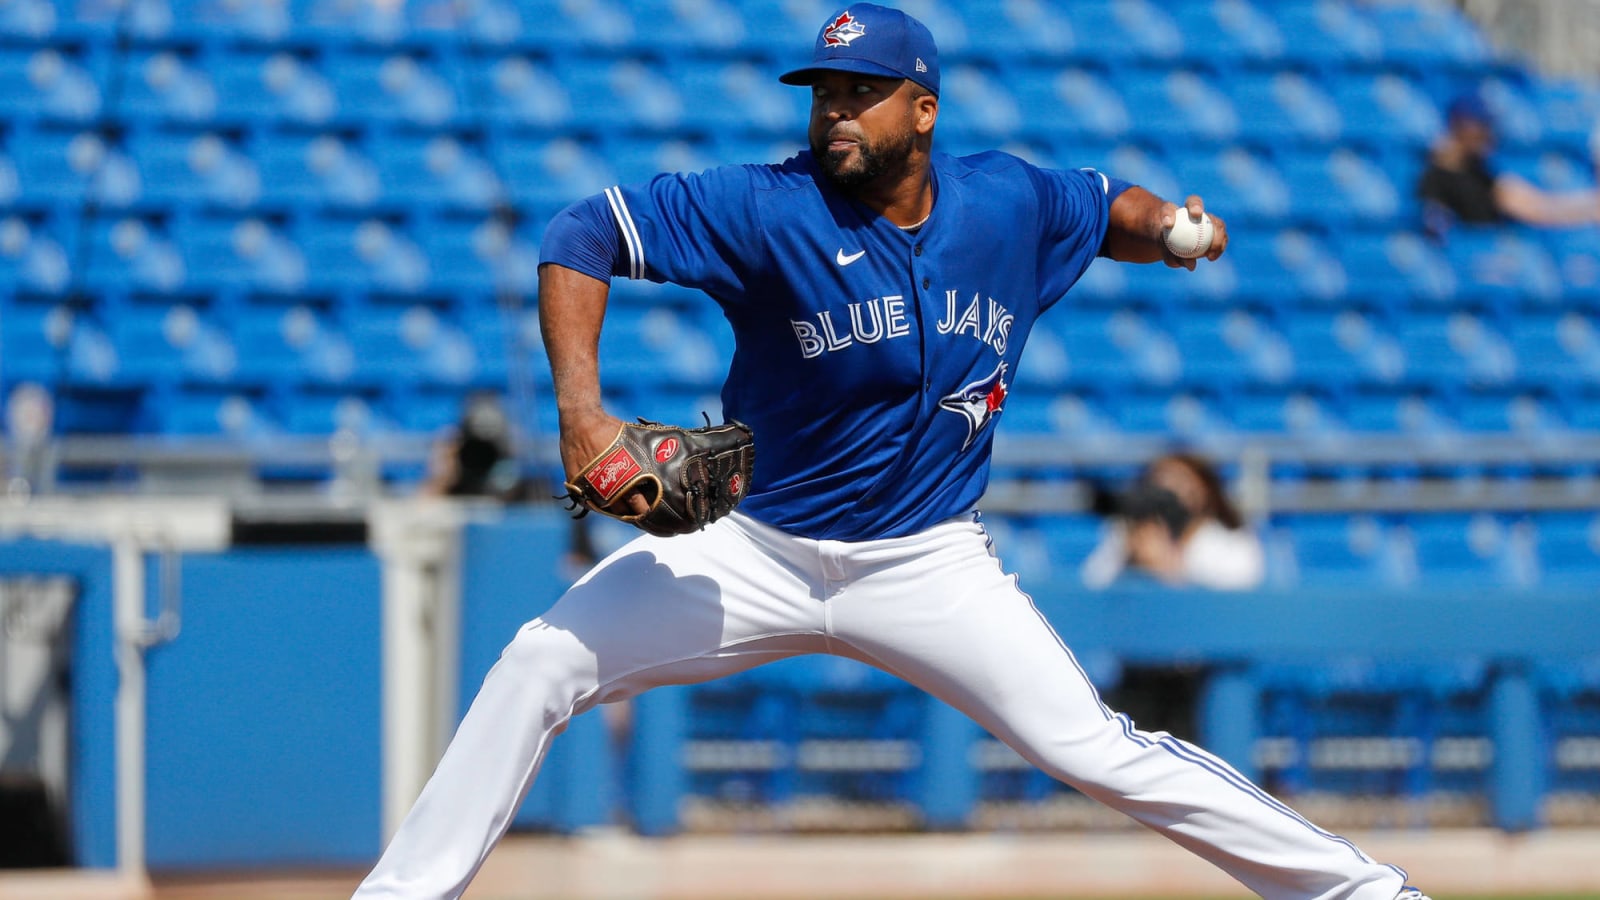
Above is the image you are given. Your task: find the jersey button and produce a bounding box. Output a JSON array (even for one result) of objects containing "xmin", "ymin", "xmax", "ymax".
[
  {"xmin": 914, "ymin": 244, "xmax": 923, "ymax": 256},
  {"xmin": 921, "ymin": 277, "xmax": 930, "ymax": 289}
]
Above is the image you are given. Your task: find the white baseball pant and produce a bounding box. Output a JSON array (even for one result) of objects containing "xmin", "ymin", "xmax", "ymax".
[{"xmin": 353, "ymin": 511, "xmax": 1409, "ymax": 899}]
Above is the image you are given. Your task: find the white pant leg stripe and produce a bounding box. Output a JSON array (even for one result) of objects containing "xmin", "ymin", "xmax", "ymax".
[{"xmin": 1114, "ymin": 714, "xmax": 1402, "ymax": 873}]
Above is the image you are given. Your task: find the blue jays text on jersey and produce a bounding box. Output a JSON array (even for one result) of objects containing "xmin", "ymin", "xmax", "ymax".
[{"xmin": 540, "ymin": 149, "xmax": 1127, "ymax": 541}]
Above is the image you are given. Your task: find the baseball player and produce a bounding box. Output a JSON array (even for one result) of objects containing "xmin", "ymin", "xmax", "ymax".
[{"xmin": 354, "ymin": 5, "xmax": 1431, "ymax": 899}]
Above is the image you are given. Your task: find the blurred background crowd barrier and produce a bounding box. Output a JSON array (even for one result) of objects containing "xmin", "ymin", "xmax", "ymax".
[{"xmin": 4, "ymin": 0, "xmax": 1600, "ymax": 879}]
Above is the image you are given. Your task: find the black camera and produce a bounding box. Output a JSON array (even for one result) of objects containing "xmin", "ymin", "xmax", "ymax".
[{"xmin": 1089, "ymin": 482, "xmax": 1192, "ymax": 539}]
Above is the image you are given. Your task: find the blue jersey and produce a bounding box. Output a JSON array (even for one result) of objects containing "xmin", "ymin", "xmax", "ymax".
[{"xmin": 564, "ymin": 149, "xmax": 1117, "ymax": 541}]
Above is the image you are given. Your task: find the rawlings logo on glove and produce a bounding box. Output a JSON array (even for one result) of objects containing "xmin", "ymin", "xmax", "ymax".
[{"xmin": 563, "ymin": 418, "xmax": 755, "ymax": 537}]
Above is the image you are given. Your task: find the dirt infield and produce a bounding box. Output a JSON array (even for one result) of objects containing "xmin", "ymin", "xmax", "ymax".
[{"xmin": 4, "ymin": 829, "xmax": 1600, "ymax": 900}]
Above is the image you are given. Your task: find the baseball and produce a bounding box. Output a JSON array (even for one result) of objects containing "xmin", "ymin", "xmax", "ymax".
[{"xmin": 1164, "ymin": 209, "xmax": 1214, "ymax": 259}]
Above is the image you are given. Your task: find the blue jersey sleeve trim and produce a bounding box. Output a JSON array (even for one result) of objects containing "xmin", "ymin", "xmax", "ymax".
[{"xmin": 538, "ymin": 193, "xmax": 624, "ymax": 282}]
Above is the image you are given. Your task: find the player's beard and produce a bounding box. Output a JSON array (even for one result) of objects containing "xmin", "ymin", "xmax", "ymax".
[{"xmin": 813, "ymin": 121, "xmax": 917, "ymax": 191}]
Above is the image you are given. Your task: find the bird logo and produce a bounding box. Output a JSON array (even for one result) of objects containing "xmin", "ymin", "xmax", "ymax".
[
  {"xmin": 938, "ymin": 362, "xmax": 1009, "ymax": 451},
  {"xmin": 822, "ymin": 10, "xmax": 866, "ymax": 46}
]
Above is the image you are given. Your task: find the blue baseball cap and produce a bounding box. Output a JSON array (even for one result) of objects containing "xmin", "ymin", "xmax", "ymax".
[
  {"xmin": 779, "ymin": 3, "xmax": 940, "ymax": 97},
  {"xmin": 1446, "ymin": 91, "xmax": 1494, "ymax": 128}
]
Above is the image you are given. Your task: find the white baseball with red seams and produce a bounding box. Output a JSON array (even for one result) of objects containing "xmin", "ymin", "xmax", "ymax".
[{"xmin": 1164, "ymin": 209, "xmax": 1214, "ymax": 258}]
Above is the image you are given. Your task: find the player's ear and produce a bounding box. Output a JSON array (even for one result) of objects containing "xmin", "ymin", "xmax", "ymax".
[{"xmin": 914, "ymin": 91, "xmax": 938, "ymax": 135}]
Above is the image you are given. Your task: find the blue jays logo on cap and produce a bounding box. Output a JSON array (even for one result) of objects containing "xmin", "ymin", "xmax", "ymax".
[
  {"xmin": 779, "ymin": 3, "xmax": 940, "ymax": 96},
  {"xmin": 823, "ymin": 10, "xmax": 867, "ymax": 46}
]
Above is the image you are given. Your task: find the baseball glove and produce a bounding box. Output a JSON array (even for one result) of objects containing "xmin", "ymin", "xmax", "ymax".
[{"xmin": 562, "ymin": 418, "xmax": 755, "ymax": 537}]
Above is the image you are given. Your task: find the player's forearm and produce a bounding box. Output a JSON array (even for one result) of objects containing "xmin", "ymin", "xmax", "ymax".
[
  {"xmin": 538, "ymin": 263, "xmax": 611, "ymax": 420},
  {"xmin": 1100, "ymin": 185, "xmax": 1171, "ymax": 263}
]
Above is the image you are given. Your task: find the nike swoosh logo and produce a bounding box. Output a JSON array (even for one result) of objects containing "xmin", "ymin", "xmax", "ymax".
[{"xmin": 836, "ymin": 248, "xmax": 866, "ymax": 266}]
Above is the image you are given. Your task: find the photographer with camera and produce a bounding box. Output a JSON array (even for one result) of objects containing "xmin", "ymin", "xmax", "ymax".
[{"xmin": 1080, "ymin": 452, "xmax": 1264, "ymax": 591}]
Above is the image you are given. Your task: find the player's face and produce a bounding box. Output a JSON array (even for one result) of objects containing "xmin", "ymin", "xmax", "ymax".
[{"xmin": 806, "ymin": 73, "xmax": 922, "ymax": 189}]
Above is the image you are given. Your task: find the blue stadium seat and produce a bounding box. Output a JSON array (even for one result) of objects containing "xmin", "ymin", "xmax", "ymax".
[
  {"xmin": 251, "ymin": 131, "xmax": 381, "ymax": 212},
  {"xmin": 1224, "ymin": 229, "xmax": 1351, "ymax": 307},
  {"xmin": 340, "ymin": 302, "xmax": 480, "ymax": 387},
  {"xmin": 107, "ymin": 302, "xmax": 239, "ymax": 386},
  {"xmin": 1477, "ymin": 74, "xmax": 1549, "ymax": 151},
  {"xmin": 1099, "ymin": 144, "xmax": 1182, "ymax": 212},
  {"xmin": 0, "ymin": 0, "xmax": 59, "ymax": 41},
  {"xmin": 210, "ymin": 51, "xmax": 338, "ymax": 128},
  {"xmin": 61, "ymin": 315, "xmax": 122, "ymax": 387},
  {"xmin": 1102, "ymin": 388, "xmax": 1210, "ymax": 437},
  {"xmin": 1223, "ymin": 70, "xmax": 1343, "ymax": 147},
  {"xmin": 932, "ymin": 63, "xmax": 1022, "ymax": 143},
  {"xmin": 467, "ymin": 54, "xmax": 571, "ymax": 131},
  {"xmin": 177, "ymin": 216, "xmax": 310, "ymax": 296},
  {"xmin": 1497, "ymin": 147, "xmax": 1598, "ymax": 195},
  {"xmin": 121, "ymin": 50, "xmax": 219, "ymax": 127},
  {"xmin": 1045, "ymin": 308, "xmax": 1141, "ymax": 388},
  {"xmin": 490, "ymin": 136, "xmax": 617, "ymax": 218},
  {"xmin": 9, "ymin": 127, "xmax": 141, "ymax": 209},
  {"xmin": 128, "ymin": 130, "xmax": 262, "ymax": 211},
  {"xmin": 603, "ymin": 136, "xmax": 721, "ymax": 186},
  {"xmin": 1506, "ymin": 311, "xmax": 1600, "ymax": 387},
  {"xmin": 0, "ymin": 293, "xmax": 73, "ymax": 382},
  {"xmin": 1230, "ymin": 390, "xmax": 1345, "ymax": 439},
  {"xmin": 273, "ymin": 389, "xmax": 398, "ymax": 436},
  {"xmin": 1261, "ymin": 0, "xmax": 1384, "ymax": 68},
  {"xmin": 1169, "ymin": 309, "xmax": 1263, "ymax": 387},
  {"xmin": 0, "ymin": 213, "xmax": 73, "ymax": 295},
  {"xmin": 1279, "ymin": 514, "xmax": 1400, "ymax": 586},
  {"xmin": 1279, "ymin": 148, "xmax": 1402, "ymax": 227},
  {"xmin": 1012, "ymin": 326, "xmax": 1067, "ymax": 390},
  {"xmin": 1325, "ymin": 71, "xmax": 1443, "ymax": 152},
  {"xmin": 414, "ymin": 217, "xmax": 495, "ymax": 296},
  {"xmin": 1532, "ymin": 512, "xmax": 1600, "ymax": 584},
  {"xmin": 666, "ymin": 58, "xmax": 805, "ymax": 136},
  {"xmin": 598, "ymin": 306, "xmax": 723, "ymax": 389},
  {"xmin": 0, "ymin": 46, "xmax": 102, "ymax": 124},
  {"xmin": 1363, "ymin": 1, "xmax": 1492, "ymax": 71},
  {"xmin": 1168, "ymin": 0, "xmax": 1286, "ymax": 65},
  {"xmin": 324, "ymin": 50, "xmax": 461, "ymax": 128},
  {"xmin": 1337, "ymin": 230, "xmax": 1457, "ymax": 307},
  {"xmin": 948, "ymin": 0, "xmax": 1074, "ymax": 59},
  {"xmin": 626, "ymin": 0, "xmax": 751, "ymax": 53},
  {"xmin": 229, "ymin": 303, "xmax": 356, "ymax": 386},
  {"xmin": 370, "ymin": 133, "xmax": 502, "ymax": 212},
  {"xmin": 1541, "ymin": 227, "xmax": 1600, "ymax": 307},
  {"xmin": 1006, "ymin": 67, "xmax": 1130, "ymax": 144},
  {"xmin": 1165, "ymin": 146, "xmax": 1291, "ymax": 227},
  {"xmin": 155, "ymin": 389, "xmax": 281, "ymax": 438},
  {"xmin": 1524, "ymin": 78, "xmax": 1600, "ymax": 156},
  {"xmin": 295, "ymin": 216, "xmax": 431, "ymax": 296},
  {"xmin": 83, "ymin": 216, "xmax": 188, "ymax": 295},
  {"xmin": 1406, "ymin": 513, "xmax": 1525, "ymax": 586},
  {"xmin": 1115, "ymin": 68, "xmax": 1240, "ymax": 144},
  {"xmin": 1439, "ymin": 227, "xmax": 1563, "ymax": 308},
  {"xmin": 507, "ymin": 0, "xmax": 634, "ymax": 51},
  {"xmin": 166, "ymin": 0, "xmax": 291, "ymax": 42},
  {"xmin": 1340, "ymin": 390, "xmax": 1458, "ymax": 439},
  {"xmin": 1453, "ymin": 390, "xmax": 1567, "ymax": 437},
  {"xmin": 1282, "ymin": 310, "xmax": 1400, "ymax": 389},
  {"xmin": 1395, "ymin": 312, "xmax": 1515, "ymax": 388},
  {"xmin": 1054, "ymin": 0, "xmax": 1183, "ymax": 64},
  {"xmin": 550, "ymin": 57, "xmax": 684, "ymax": 132},
  {"xmin": 297, "ymin": 0, "xmax": 411, "ymax": 45}
]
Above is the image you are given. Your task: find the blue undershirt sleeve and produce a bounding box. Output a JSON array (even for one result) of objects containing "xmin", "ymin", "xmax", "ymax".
[{"xmin": 538, "ymin": 193, "xmax": 624, "ymax": 282}]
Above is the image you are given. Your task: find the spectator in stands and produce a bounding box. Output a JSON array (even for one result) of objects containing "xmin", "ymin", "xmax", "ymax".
[
  {"xmin": 1416, "ymin": 91, "xmax": 1600, "ymax": 236},
  {"xmin": 421, "ymin": 392, "xmax": 528, "ymax": 500},
  {"xmin": 1081, "ymin": 452, "xmax": 1264, "ymax": 591}
]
